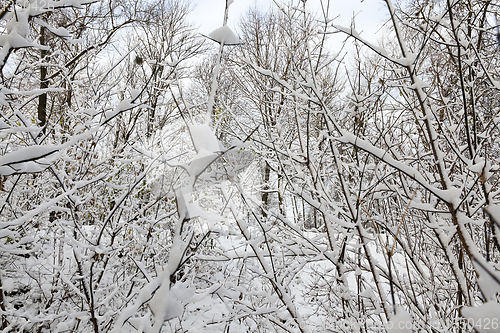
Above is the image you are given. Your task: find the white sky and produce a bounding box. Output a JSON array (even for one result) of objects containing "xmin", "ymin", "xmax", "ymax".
[{"xmin": 188, "ymin": 0, "xmax": 388, "ymax": 50}]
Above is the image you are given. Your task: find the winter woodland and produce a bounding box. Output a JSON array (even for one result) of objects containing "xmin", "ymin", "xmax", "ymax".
[{"xmin": 1, "ymin": 0, "xmax": 500, "ymax": 331}]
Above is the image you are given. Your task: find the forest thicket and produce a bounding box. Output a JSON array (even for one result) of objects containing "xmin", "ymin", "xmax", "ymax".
[{"xmin": 1, "ymin": 0, "xmax": 500, "ymax": 332}]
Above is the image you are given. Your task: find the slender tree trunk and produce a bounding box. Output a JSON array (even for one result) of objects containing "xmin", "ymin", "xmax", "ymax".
[
  {"xmin": 38, "ymin": 26, "xmax": 48, "ymax": 129},
  {"xmin": 0, "ymin": 275, "xmax": 8, "ymax": 329},
  {"xmin": 261, "ymin": 162, "xmax": 271, "ymax": 218}
]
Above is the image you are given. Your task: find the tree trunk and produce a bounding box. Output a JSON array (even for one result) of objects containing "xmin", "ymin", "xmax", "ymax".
[{"xmin": 38, "ymin": 26, "xmax": 48, "ymax": 130}]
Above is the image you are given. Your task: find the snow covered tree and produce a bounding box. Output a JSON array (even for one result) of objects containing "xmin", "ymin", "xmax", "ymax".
[
  {"xmin": 1, "ymin": 0, "xmax": 500, "ymax": 331},
  {"xmin": 0, "ymin": 0, "xmax": 203, "ymax": 331},
  {"xmin": 207, "ymin": 0, "xmax": 500, "ymax": 331}
]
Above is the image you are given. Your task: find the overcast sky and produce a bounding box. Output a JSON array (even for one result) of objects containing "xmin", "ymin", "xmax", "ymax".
[{"xmin": 187, "ymin": 0, "xmax": 388, "ymax": 49}]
